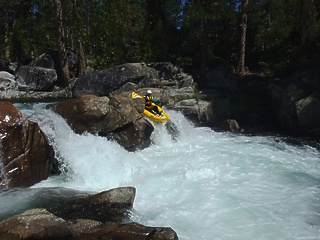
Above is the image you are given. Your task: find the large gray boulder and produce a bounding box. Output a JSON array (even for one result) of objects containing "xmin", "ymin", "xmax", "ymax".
[
  {"xmin": 0, "ymin": 71, "xmax": 16, "ymax": 90},
  {"xmin": 73, "ymin": 63, "xmax": 159, "ymax": 96},
  {"xmin": 0, "ymin": 102, "xmax": 53, "ymax": 188},
  {"xmin": 15, "ymin": 65, "xmax": 58, "ymax": 91}
]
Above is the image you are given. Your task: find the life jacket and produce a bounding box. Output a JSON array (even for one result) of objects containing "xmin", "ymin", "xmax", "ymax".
[{"xmin": 145, "ymin": 95, "xmax": 153, "ymax": 109}]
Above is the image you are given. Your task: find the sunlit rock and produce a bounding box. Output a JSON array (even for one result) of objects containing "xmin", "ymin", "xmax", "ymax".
[
  {"xmin": 0, "ymin": 207, "xmax": 179, "ymax": 240},
  {"xmin": 50, "ymin": 94, "xmax": 154, "ymax": 151},
  {"xmin": 0, "ymin": 208, "xmax": 71, "ymax": 240},
  {"xmin": 0, "ymin": 102, "xmax": 53, "ymax": 188},
  {"xmin": 0, "ymin": 71, "xmax": 16, "ymax": 90}
]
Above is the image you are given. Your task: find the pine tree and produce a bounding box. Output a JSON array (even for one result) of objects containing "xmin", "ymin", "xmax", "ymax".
[{"xmin": 54, "ymin": 0, "xmax": 70, "ymax": 87}]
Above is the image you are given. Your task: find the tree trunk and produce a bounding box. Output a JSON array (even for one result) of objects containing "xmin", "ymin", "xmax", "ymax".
[
  {"xmin": 199, "ymin": 0, "xmax": 211, "ymax": 89},
  {"xmin": 237, "ymin": 0, "xmax": 249, "ymax": 74},
  {"xmin": 54, "ymin": 0, "xmax": 70, "ymax": 87},
  {"xmin": 3, "ymin": 6, "xmax": 10, "ymax": 59},
  {"xmin": 298, "ymin": 0, "xmax": 317, "ymax": 45},
  {"xmin": 72, "ymin": 0, "xmax": 86, "ymax": 75},
  {"xmin": 78, "ymin": 38, "xmax": 86, "ymax": 75}
]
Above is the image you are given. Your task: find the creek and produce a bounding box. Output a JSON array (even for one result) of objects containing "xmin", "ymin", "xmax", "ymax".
[{"xmin": 1, "ymin": 102, "xmax": 320, "ymax": 240}]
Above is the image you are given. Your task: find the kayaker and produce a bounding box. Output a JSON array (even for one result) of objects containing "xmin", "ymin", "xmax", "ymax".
[{"xmin": 144, "ymin": 90, "xmax": 162, "ymax": 116}]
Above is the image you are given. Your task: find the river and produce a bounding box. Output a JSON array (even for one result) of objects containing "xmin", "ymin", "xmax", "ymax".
[{"xmin": 1, "ymin": 102, "xmax": 320, "ymax": 240}]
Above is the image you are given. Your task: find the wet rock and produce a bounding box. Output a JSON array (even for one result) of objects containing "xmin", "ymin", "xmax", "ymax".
[
  {"xmin": 0, "ymin": 208, "xmax": 71, "ymax": 240},
  {"xmin": 107, "ymin": 222, "xmax": 178, "ymax": 240},
  {"xmin": 112, "ymin": 118, "xmax": 154, "ymax": 151},
  {"xmin": 49, "ymin": 187, "xmax": 136, "ymax": 222},
  {"xmin": 0, "ymin": 187, "xmax": 136, "ymax": 222},
  {"xmin": 50, "ymin": 94, "xmax": 154, "ymax": 151},
  {"xmin": 220, "ymin": 119, "xmax": 240, "ymax": 132},
  {"xmin": 0, "ymin": 208, "xmax": 179, "ymax": 240},
  {"xmin": 165, "ymin": 120, "xmax": 179, "ymax": 141},
  {"xmin": 0, "ymin": 102, "xmax": 53, "ymax": 188}
]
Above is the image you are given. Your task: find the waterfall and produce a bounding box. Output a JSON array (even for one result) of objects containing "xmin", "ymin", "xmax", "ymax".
[{"xmin": 1, "ymin": 102, "xmax": 319, "ymax": 240}]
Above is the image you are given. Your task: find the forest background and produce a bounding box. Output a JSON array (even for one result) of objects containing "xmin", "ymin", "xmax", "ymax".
[{"xmin": 0, "ymin": 0, "xmax": 319, "ymax": 89}]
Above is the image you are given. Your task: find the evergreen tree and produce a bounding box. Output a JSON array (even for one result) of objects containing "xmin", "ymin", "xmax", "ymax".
[
  {"xmin": 54, "ymin": 0, "xmax": 70, "ymax": 87},
  {"xmin": 237, "ymin": 0, "xmax": 249, "ymax": 74}
]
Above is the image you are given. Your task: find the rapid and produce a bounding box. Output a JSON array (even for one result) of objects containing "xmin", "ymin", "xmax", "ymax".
[{"xmin": 2, "ymin": 102, "xmax": 320, "ymax": 240}]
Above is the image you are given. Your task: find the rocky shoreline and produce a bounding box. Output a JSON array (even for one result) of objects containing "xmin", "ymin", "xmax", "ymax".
[
  {"xmin": 1, "ymin": 52, "xmax": 320, "ymax": 239},
  {"xmin": 0, "ymin": 187, "xmax": 178, "ymax": 240}
]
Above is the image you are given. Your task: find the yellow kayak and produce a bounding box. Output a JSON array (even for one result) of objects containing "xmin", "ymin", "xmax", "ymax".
[{"xmin": 132, "ymin": 92, "xmax": 170, "ymax": 122}]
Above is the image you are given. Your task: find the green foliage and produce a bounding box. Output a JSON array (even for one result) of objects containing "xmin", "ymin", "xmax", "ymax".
[{"xmin": 0, "ymin": 0, "xmax": 319, "ymax": 78}]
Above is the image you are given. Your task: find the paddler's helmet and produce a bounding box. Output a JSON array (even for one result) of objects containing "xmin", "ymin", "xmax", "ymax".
[{"xmin": 147, "ymin": 90, "xmax": 152, "ymax": 95}]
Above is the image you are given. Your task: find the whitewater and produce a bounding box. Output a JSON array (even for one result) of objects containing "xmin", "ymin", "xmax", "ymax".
[{"xmin": 3, "ymin": 102, "xmax": 320, "ymax": 239}]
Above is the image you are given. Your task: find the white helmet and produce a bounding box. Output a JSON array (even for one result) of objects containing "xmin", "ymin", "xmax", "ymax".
[{"xmin": 147, "ymin": 90, "xmax": 152, "ymax": 95}]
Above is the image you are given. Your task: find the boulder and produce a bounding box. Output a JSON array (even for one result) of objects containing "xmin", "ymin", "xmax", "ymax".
[
  {"xmin": 50, "ymin": 94, "xmax": 154, "ymax": 151},
  {"xmin": 0, "ymin": 187, "xmax": 135, "ymax": 222},
  {"xmin": 172, "ymin": 98, "xmax": 213, "ymax": 126},
  {"xmin": 15, "ymin": 66, "xmax": 58, "ymax": 91},
  {"xmin": 0, "ymin": 71, "xmax": 16, "ymax": 90},
  {"xmin": 267, "ymin": 61, "xmax": 320, "ymax": 134},
  {"xmin": 0, "ymin": 58, "xmax": 16, "ymax": 74},
  {"xmin": 0, "ymin": 102, "xmax": 53, "ymax": 188},
  {"xmin": 167, "ymin": 87, "xmax": 195, "ymax": 104},
  {"xmin": 112, "ymin": 118, "xmax": 154, "ymax": 151},
  {"xmin": 296, "ymin": 96, "xmax": 320, "ymax": 129},
  {"xmin": 0, "ymin": 208, "xmax": 71, "ymax": 240},
  {"xmin": 220, "ymin": 119, "xmax": 240, "ymax": 132},
  {"xmin": 0, "ymin": 208, "xmax": 178, "ymax": 240},
  {"xmin": 73, "ymin": 63, "xmax": 159, "ymax": 97},
  {"xmin": 105, "ymin": 222, "xmax": 178, "ymax": 240},
  {"xmin": 49, "ymin": 187, "xmax": 136, "ymax": 222},
  {"xmin": 30, "ymin": 52, "xmax": 55, "ymax": 69},
  {"xmin": 30, "ymin": 48, "xmax": 79, "ymax": 78},
  {"xmin": 147, "ymin": 62, "xmax": 176, "ymax": 79}
]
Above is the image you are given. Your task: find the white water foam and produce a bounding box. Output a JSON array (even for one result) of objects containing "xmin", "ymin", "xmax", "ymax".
[{"xmin": 10, "ymin": 103, "xmax": 320, "ymax": 239}]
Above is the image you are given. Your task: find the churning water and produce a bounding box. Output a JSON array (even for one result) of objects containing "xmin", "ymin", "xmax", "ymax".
[{"xmin": 2, "ymin": 102, "xmax": 320, "ymax": 239}]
